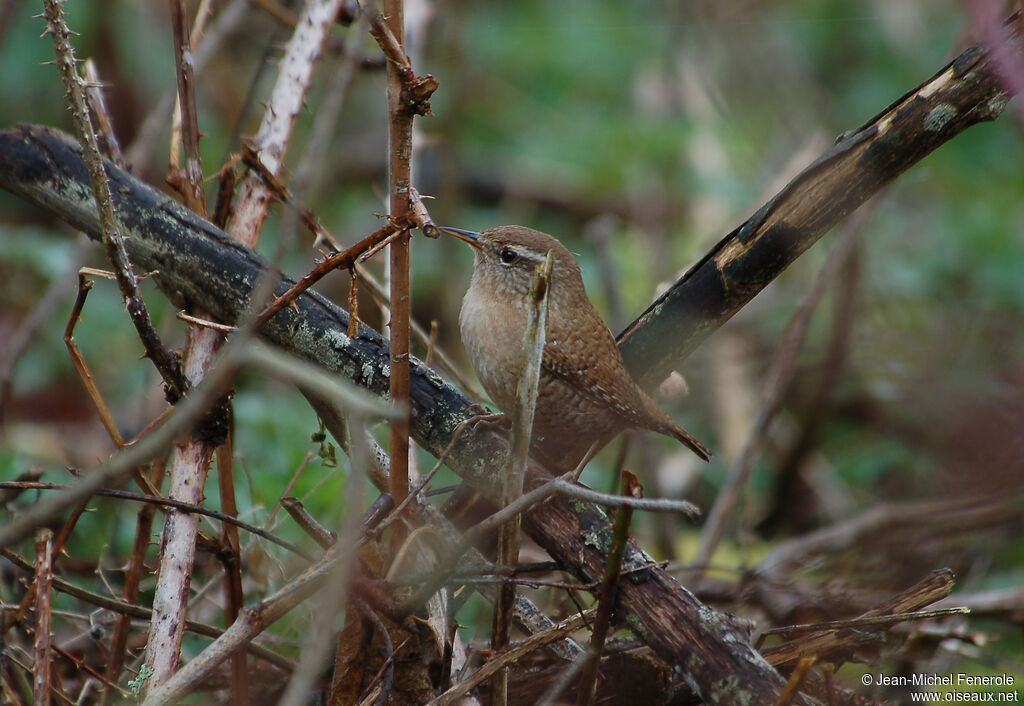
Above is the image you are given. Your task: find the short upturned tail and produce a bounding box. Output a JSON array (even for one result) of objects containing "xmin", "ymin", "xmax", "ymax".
[{"xmin": 668, "ymin": 424, "xmax": 712, "ymax": 462}]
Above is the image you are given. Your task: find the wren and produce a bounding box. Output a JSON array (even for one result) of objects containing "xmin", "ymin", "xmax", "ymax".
[{"xmin": 443, "ymin": 224, "xmax": 711, "ymax": 471}]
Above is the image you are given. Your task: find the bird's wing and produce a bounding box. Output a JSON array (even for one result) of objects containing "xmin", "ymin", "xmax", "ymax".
[{"xmin": 539, "ymin": 314, "xmax": 652, "ymax": 428}]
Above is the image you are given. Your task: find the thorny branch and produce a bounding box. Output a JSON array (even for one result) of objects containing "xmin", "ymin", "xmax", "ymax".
[
  {"xmin": 0, "ymin": 548, "xmax": 295, "ymax": 672},
  {"xmin": 367, "ymin": 7, "xmax": 439, "ymax": 117},
  {"xmin": 0, "ymin": 481, "xmax": 312, "ymax": 559},
  {"xmin": 141, "ymin": 0, "xmax": 222, "ymax": 688},
  {"xmin": 41, "ymin": 0, "xmax": 187, "ymax": 402}
]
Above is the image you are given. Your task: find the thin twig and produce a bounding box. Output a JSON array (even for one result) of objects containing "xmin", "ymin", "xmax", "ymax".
[
  {"xmin": 1, "ymin": 549, "xmax": 295, "ymax": 672},
  {"xmin": 773, "ymin": 657, "xmax": 816, "ymax": 706},
  {"xmin": 63, "ymin": 273, "xmax": 124, "ymax": 446},
  {"xmin": 176, "ymin": 311, "xmax": 236, "ymax": 333},
  {"xmin": 168, "ymin": 0, "xmax": 207, "ymax": 216},
  {"xmin": 33, "ymin": 529, "xmax": 54, "ymax": 706},
  {"xmin": 41, "ymin": 0, "xmax": 187, "ymax": 402},
  {"xmin": 0, "ymin": 480, "xmax": 310, "ymax": 558},
  {"xmin": 127, "ymin": 0, "xmax": 250, "ymax": 171},
  {"xmin": 408, "ymin": 187, "xmax": 439, "ymax": 237},
  {"xmin": 492, "ymin": 249, "xmax": 553, "ymax": 703},
  {"xmin": 51, "ymin": 642, "xmax": 131, "ymax": 699},
  {"xmin": 761, "ymin": 569, "xmax": 958, "ymax": 667},
  {"xmin": 357, "ymin": 599, "xmax": 396, "ymax": 706},
  {"xmin": 277, "ymin": 2, "xmax": 369, "ymax": 247},
  {"xmin": 281, "ymin": 497, "xmax": 336, "ymax": 549},
  {"xmin": 252, "ymin": 222, "xmax": 401, "ymax": 330},
  {"xmin": 103, "ymin": 461, "xmax": 165, "ymax": 698},
  {"xmin": 143, "ymin": 0, "xmax": 230, "ymax": 687},
  {"xmin": 576, "ymin": 471, "xmax": 640, "ymax": 705},
  {"xmin": 224, "ymin": 0, "xmax": 346, "ymax": 247},
  {"xmin": 263, "ymin": 451, "xmax": 314, "ymax": 531},
  {"xmin": 552, "ymin": 479, "xmax": 700, "ymax": 517},
  {"xmin": 429, "ymin": 607, "xmax": 597, "ymax": 706},
  {"xmin": 763, "ymin": 607, "xmax": 971, "ymax": 638},
  {"xmin": 1, "ymin": 497, "xmax": 87, "ymax": 637},
  {"xmin": 81, "ymin": 59, "xmax": 125, "ymax": 166},
  {"xmin": 215, "ymin": 435, "xmax": 248, "ymax": 705},
  {"xmin": 367, "ymin": 7, "xmax": 438, "ymax": 117}
]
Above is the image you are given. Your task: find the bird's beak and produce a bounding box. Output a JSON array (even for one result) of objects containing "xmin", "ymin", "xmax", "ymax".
[{"xmin": 440, "ymin": 226, "xmax": 483, "ymax": 249}]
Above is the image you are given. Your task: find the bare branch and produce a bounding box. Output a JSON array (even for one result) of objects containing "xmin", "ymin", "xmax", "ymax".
[
  {"xmin": 32, "ymin": 530, "xmax": 54, "ymax": 706},
  {"xmin": 577, "ymin": 472, "xmax": 639, "ymax": 705},
  {"xmin": 41, "ymin": 0, "xmax": 187, "ymax": 401},
  {"xmin": 492, "ymin": 249, "xmax": 553, "ymax": 702}
]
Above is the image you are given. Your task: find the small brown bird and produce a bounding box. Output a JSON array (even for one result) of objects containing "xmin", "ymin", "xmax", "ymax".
[{"xmin": 444, "ymin": 224, "xmax": 711, "ymax": 471}]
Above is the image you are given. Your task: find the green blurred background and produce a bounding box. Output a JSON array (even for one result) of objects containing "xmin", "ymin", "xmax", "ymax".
[{"xmin": 0, "ymin": 0, "xmax": 1021, "ymax": 699}]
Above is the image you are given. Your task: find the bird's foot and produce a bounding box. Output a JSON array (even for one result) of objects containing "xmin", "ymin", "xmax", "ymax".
[{"xmin": 459, "ymin": 409, "xmax": 509, "ymax": 434}]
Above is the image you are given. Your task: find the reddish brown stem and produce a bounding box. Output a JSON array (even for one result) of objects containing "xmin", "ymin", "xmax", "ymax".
[
  {"xmin": 103, "ymin": 461, "xmax": 164, "ymax": 702},
  {"xmin": 169, "ymin": 0, "xmax": 207, "ymax": 216},
  {"xmin": 64, "ymin": 274, "xmax": 125, "ymax": 447},
  {"xmin": 252, "ymin": 222, "xmax": 400, "ymax": 330},
  {"xmin": 215, "ymin": 432, "xmax": 248, "ymax": 705},
  {"xmin": 384, "ymin": 0, "xmax": 413, "ymax": 543}
]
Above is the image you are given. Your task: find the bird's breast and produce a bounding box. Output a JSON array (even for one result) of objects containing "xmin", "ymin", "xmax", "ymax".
[{"xmin": 459, "ymin": 284, "xmax": 528, "ymax": 412}]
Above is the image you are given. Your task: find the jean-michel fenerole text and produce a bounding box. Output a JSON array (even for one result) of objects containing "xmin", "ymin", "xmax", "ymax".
[{"xmin": 871, "ymin": 673, "xmax": 1015, "ymax": 688}]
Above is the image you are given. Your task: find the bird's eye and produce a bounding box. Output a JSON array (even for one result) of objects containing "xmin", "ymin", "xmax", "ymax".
[{"xmin": 499, "ymin": 248, "xmax": 518, "ymax": 265}]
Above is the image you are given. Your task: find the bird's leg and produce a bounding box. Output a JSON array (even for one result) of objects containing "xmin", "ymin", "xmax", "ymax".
[{"xmin": 569, "ymin": 439, "xmax": 604, "ymax": 483}]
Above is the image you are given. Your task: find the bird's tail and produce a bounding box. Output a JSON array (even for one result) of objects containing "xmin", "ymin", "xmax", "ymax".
[{"xmin": 668, "ymin": 423, "xmax": 712, "ymax": 462}]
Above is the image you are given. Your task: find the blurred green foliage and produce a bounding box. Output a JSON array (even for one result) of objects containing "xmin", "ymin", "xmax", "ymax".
[{"xmin": 0, "ymin": 0, "xmax": 1022, "ymax": 695}]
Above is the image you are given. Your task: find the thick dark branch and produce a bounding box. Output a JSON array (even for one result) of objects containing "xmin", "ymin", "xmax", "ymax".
[{"xmin": 618, "ymin": 15, "xmax": 1021, "ymax": 388}]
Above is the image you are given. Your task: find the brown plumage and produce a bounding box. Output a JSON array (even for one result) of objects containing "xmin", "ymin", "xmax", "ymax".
[{"xmin": 445, "ymin": 224, "xmax": 711, "ymax": 471}]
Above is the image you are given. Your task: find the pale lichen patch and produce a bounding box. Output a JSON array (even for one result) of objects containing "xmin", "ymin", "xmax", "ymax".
[
  {"xmin": 323, "ymin": 328, "xmax": 351, "ymax": 348},
  {"xmin": 925, "ymin": 103, "xmax": 957, "ymax": 132}
]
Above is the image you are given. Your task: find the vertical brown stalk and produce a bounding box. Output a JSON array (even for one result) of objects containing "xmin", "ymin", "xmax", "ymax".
[
  {"xmin": 216, "ymin": 434, "xmax": 248, "ymax": 705},
  {"xmin": 385, "ymin": 0, "xmax": 412, "ymax": 540},
  {"xmin": 576, "ymin": 472, "xmax": 638, "ymax": 705},
  {"xmin": 102, "ymin": 461, "xmax": 165, "ymax": 705},
  {"xmin": 142, "ymin": 0, "xmax": 222, "ymax": 692},
  {"xmin": 492, "ymin": 251, "xmax": 553, "ymax": 704},
  {"xmin": 32, "ymin": 529, "xmax": 54, "ymax": 706},
  {"xmin": 169, "ymin": 0, "xmax": 206, "ymax": 214}
]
